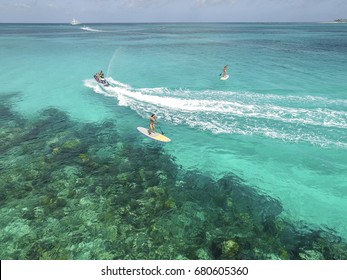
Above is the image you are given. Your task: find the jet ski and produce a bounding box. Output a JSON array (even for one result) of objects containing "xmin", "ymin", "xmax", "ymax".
[{"xmin": 94, "ymin": 74, "xmax": 110, "ymax": 86}]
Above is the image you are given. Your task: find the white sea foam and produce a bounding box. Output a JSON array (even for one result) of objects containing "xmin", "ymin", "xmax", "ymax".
[
  {"xmin": 80, "ymin": 26, "xmax": 104, "ymax": 32},
  {"xmin": 84, "ymin": 78, "xmax": 347, "ymax": 149}
]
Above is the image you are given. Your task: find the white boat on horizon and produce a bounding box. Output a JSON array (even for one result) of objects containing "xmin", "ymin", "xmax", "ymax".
[{"xmin": 70, "ymin": 18, "xmax": 80, "ymax": 25}]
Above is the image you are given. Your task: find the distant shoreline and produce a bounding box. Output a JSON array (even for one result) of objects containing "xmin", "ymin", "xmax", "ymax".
[{"xmin": 320, "ymin": 21, "xmax": 347, "ymax": 24}]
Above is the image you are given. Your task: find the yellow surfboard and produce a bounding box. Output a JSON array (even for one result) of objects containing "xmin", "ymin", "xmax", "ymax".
[{"xmin": 137, "ymin": 127, "xmax": 171, "ymax": 143}]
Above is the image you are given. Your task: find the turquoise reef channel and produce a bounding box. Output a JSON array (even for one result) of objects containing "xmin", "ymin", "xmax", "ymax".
[{"xmin": 0, "ymin": 94, "xmax": 346, "ymax": 260}]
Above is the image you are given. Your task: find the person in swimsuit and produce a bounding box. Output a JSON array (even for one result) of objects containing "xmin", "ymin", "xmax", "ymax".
[
  {"xmin": 223, "ymin": 65, "xmax": 228, "ymax": 77},
  {"xmin": 148, "ymin": 113, "xmax": 157, "ymax": 134},
  {"xmin": 99, "ymin": 70, "xmax": 104, "ymax": 79}
]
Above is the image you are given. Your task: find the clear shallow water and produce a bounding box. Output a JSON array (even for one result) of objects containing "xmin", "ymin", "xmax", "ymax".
[{"xmin": 1, "ymin": 23, "xmax": 347, "ymax": 245}]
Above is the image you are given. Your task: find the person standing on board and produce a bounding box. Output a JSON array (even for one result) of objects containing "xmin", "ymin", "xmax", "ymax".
[
  {"xmin": 148, "ymin": 113, "xmax": 157, "ymax": 135},
  {"xmin": 222, "ymin": 65, "xmax": 228, "ymax": 77}
]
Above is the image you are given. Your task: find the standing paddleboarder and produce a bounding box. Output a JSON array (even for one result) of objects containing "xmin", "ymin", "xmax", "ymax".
[{"xmin": 148, "ymin": 113, "xmax": 157, "ymax": 135}]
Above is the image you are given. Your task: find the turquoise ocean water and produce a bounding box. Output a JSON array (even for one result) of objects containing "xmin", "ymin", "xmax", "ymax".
[{"xmin": 1, "ymin": 23, "xmax": 346, "ymax": 259}]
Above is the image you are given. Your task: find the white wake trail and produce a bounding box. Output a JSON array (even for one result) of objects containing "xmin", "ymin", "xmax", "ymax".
[
  {"xmin": 80, "ymin": 26, "xmax": 104, "ymax": 32},
  {"xmin": 84, "ymin": 78, "xmax": 347, "ymax": 149}
]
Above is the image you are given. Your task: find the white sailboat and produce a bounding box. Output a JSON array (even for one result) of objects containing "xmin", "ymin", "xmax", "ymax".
[{"xmin": 70, "ymin": 18, "xmax": 80, "ymax": 25}]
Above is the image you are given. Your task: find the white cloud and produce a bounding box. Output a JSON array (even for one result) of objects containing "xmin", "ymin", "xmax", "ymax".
[
  {"xmin": 195, "ymin": 0, "xmax": 345, "ymax": 5},
  {"xmin": 47, "ymin": 3, "xmax": 59, "ymax": 9},
  {"xmin": 12, "ymin": 3, "xmax": 32, "ymax": 9},
  {"xmin": 120, "ymin": 0, "xmax": 171, "ymax": 8},
  {"xmin": 196, "ymin": 0, "xmax": 237, "ymax": 6}
]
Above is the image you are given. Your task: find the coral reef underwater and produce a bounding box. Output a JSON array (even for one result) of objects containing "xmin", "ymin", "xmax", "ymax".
[{"xmin": 1, "ymin": 93, "xmax": 346, "ymax": 260}]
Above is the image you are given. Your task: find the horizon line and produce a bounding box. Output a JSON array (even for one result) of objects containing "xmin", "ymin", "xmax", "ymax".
[{"xmin": 0, "ymin": 21, "xmax": 338, "ymax": 24}]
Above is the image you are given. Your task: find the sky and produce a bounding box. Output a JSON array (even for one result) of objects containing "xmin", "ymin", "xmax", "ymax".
[{"xmin": 0, "ymin": 0, "xmax": 346, "ymax": 23}]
